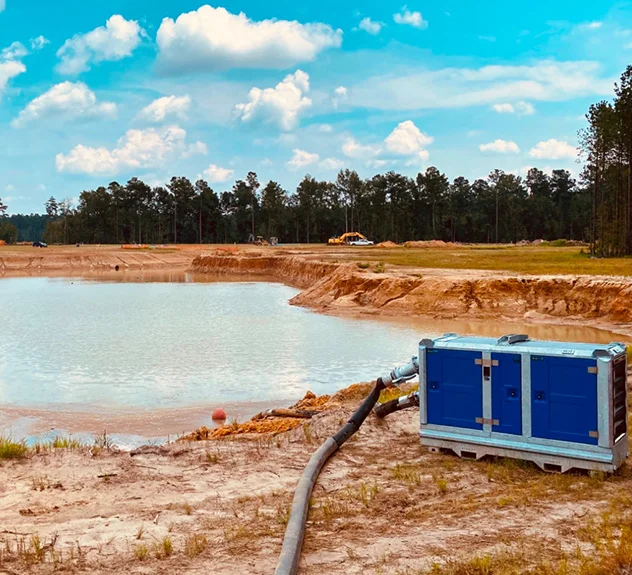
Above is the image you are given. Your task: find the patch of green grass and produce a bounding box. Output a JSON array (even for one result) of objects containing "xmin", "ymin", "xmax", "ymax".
[
  {"xmin": 134, "ymin": 544, "xmax": 148, "ymax": 561},
  {"xmin": 0, "ymin": 436, "xmax": 28, "ymax": 459},
  {"xmin": 356, "ymin": 262, "xmax": 370, "ymax": 269},
  {"xmin": 333, "ymin": 245, "xmax": 632, "ymax": 277},
  {"xmin": 373, "ymin": 261, "xmax": 386, "ymax": 273}
]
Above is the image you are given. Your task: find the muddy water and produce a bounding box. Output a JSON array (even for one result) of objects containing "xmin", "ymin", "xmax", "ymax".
[{"xmin": 0, "ymin": 275, "xmax": 625, "ymax": 444}]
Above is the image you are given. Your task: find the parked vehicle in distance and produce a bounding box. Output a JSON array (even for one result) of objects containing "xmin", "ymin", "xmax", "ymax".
[
  {"xmin": 32, "ymin": 241, "xmax": 48, "ymax": 248},
  {"xmin": 327, "ymin": 232, "xmax": 373, "ymax": 245}
]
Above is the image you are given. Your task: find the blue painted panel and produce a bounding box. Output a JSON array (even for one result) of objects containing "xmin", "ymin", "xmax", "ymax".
[
  {"xmin": 491, "ymin": 353, "xmax": 522, "ymax": 435},
  {"xmin": 426, "ymin": 349, "xmax": 483, "ymax": 430},
  {"xmin": 531, "ymin": 355, "xmax": 598, "ymax": 445}
]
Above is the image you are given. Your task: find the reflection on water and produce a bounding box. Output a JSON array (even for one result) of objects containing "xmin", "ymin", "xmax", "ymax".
[{"xmin": 0, "ymin": 276, "xmax": 625, "ymax": 415}]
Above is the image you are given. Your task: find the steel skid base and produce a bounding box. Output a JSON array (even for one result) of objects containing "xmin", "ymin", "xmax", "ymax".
[{"xmin": 419, "ymin": 431, "xmax": 629, "ymax": 474}]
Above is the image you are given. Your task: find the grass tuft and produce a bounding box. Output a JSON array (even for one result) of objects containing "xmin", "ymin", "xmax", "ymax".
[{"xmin": 0, "ymin": 436, "xmax": 28, "ymax": 459}]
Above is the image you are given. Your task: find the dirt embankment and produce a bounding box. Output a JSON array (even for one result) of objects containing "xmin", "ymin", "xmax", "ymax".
[
  {"xmin": 191, "ymin": 253, "xmax": 632, "ymax": 331},
  {"xmin": 0, "ymin": 246, "xmax": 197, "ymax": 274}
]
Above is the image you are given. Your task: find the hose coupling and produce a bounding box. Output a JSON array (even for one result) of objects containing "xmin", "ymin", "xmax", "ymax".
[{"xmin": 381, "ymin": 356, "xmax": 419, "ymax": 386}]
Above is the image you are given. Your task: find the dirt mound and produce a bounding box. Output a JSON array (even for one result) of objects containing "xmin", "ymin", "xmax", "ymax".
[
  {"xmin": 403, "ymin": 240, "xmax": 455, "ymax": 248},
  {"xmin": 376, "ymin": 241, "xmax": 399, "ymax": 248}
]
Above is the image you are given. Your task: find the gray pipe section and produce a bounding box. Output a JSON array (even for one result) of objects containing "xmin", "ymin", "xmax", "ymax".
[{"xmin": 273, "ymin": 437, "xmax": 338, "ymax": 575}]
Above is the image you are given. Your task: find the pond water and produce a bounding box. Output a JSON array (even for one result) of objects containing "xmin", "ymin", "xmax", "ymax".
[{"xmin": 0, "ymin": 275, "xmax": 624, "ymax": 443}]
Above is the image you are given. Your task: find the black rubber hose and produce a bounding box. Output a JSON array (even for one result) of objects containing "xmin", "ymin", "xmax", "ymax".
[
  {"xmin": 273, "ymin": 377, "xmax": 386, "ymax": 575},
  {"xmin": 373, "ymin": 392, "xmax": 419, "ymax": 419}
]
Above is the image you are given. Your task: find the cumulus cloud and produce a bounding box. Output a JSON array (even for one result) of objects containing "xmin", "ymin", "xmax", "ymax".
[
  {"xmin": 350, "ymin": 60, "xmax": 613, "ymax": 111},
  {"xmin": 358, "ymin": 17, "xmax": 384, "ymax": 35},
  {"xmin": 2, "ymin": 41, "xmax": 27, "ymax": 60},
  {"xmin": 342, "ymin": 137, "xmax": 381, "ymax": 159},
  {"xmin": 203, "ymin": 163, "xmax": 234, "ymax": 183},
  {"xmin": 0, "ymin": 41, "xmax": 26, "ymax": 98},
  {"xmin": 234, "ymin": 70, "xmax": 311, "ymax": 131},
  {"xmin": 56, "ymin": 126, "xmax": 206, "ymax": 175},
  {"xmin": 479, "ymin": 139, "xmax": 520, "ymax": 153},
  {"xmin": 529, "ymin": 138, "xmax": 577, "ymax": 159},
  {"xmin": 56, "ymin": 15, "xmax": 145, "ymax": 75},
  {"xmin": 12, "ymin": 82, "xmax": 117, "ymax": 128},
  {"xmin": 139, "ymin": 95, "xmax": 192, "ymax": 123},
  {"xmin": 287, "ymin": 149, "xmax": 319, "ymax": 169},
  {"xmin": 384, "ymin": 120, "xmax": 433, "ymax": 161},
  {"xmin": 30, "ymin": 36, "xmax": 49, "ymax": 50},
  {"xmin": 320, "ymin": 157, "xmax": 345, "ymax": 170},
  {"xmin": 393, "ymin": 8, "xmax": 427, "ymax": 29},
  {"xmin": 156, "ymin": 5, "xmax": 342, "ymax": 73},
  {"xmin": 492, "ymin": 101, "xmax": 535, "ymax": 115},
  {"xmin": 342, "ymin": 121, "xmax": 433, "ymax": 164}
]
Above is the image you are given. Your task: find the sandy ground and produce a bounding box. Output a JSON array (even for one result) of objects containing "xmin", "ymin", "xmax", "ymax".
[
  {"xmin": 2, "ymin": 390, "xmax": 631, "ymax": 575},
  {"xmin": 3, "ymin": 244, "xmax": 632, "ymax": 573}
]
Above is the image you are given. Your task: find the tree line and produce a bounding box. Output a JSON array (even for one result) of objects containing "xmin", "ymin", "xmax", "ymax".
[
  {"xmin": 0, "ymin": 167, "xmax": 589, "ymax": 246},
  {"xmin": 579, "ymin": 65, "xmax": 632, "ymax": 256},
  {"xmin": 4, "ymin": 64, "xmax": 632, "ymax": 249}
]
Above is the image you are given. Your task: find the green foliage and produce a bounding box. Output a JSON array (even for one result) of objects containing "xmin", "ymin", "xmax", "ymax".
[{"xmin": 0, "ymin": 436, "xmax": 28, "ymax": 459}]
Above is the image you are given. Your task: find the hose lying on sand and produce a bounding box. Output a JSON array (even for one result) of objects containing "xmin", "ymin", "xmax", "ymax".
[{"xmin": 273, "ymin": 358, "xmax": 419, "ymax": 575}]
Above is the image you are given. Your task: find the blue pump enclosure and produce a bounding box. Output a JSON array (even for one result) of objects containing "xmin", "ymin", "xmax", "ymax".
[{"xmin": 418, "ymin": 334, "xmax": 629, "ymax": 472}]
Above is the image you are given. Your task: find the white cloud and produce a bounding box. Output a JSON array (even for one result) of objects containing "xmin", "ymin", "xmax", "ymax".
[
  {"xmin": 358, "ymin": 17, "xmax": 384, "ymax": 35},
  {"xmin": 333, "ymin": 85, "xmax": 348, "ymax": 108},
  {"xmin": 367, "ymin": 159, "xmax": 392, "ymax": 169},
  {"xmin": 56, "ymin": 125, "xmax": 206, "ymax": 175},
  {"xmin": 30, "ymin": 36, "xmax": 49, "ymax": 51},
  {"xmin": 318, "ymin": 124, "xmax": 333, "ymax": 133},
  {"xmin": 0, "ymin": 41, "xmax": 26, "ymax": 98},
  {"xmin": 12, "ymin": 82, "xmax": 117, "ymax": 127},
  {"xmin": 156, "ymin": 5, "xmax": 342, "ymax": 73},
  {"xmin": 5, "ymin": 184, "xmax": 14, "ymax": 192},
  {"xmin": 579, "ymin": 21, "xmax": 603, "ymax": 30},
  {"xmin": 491, "ymin": 101, "xmax": 535, "ymax": 115},
  {"xmin": 393, "ymin": 8, "xmax": 427, "ymax": 29},
  {"xmin": 0, "ymin": 0, "xmax": 5, "ymax": 13},
  {"xmin": 350, "ymin": 60, "xmax": 613, "ymax": 111},
  {"xmin": 139, "ymin": 95, "xmax": 192, "ymax": 123},
  {"xmin": 320, "ymin": 157, "xmax": 345, "ymax": 170},
  {"xmin": 287, "ymin": 149, "xmax": 319, "ymax": 169},
  {"xmin": 342, "ymin": 137, "xmax": 381, "ymax": 159},
  {"xmin": 234, "ymin": 70, "xmax": 311, "ymax": 131},
  {"xmin": 203, "ymin": 164, "xmax": 234, "ymax": 183},
  {"xmin": 492, "ymin": 103, "xmax": 514, "ymax": 113},
  {"xmin": 529, "ymin": 138, "xmax": 577, "ymax": 159},
  {"xmin": 56, "ymin": 15, "xmax": 145, "ymax": 75},
  {"xmin": 384, "ymin": 120, "xmax": 433, "ymax": 161},
  {"xmin": 1, "ymin": 41, "xmax": 27, "ymax": 60},
  {"xmin": 479, "ymin": 139, "xmax": 520, "ymax": 153}
]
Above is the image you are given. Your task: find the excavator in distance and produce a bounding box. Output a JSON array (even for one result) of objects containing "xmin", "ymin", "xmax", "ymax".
[{"xmin": 327, "ymin": 232, "xmax": 374, "ymax": 246}]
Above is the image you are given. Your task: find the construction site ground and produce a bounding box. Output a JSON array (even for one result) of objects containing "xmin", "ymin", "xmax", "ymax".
[{"xmin": 2, "ymin": 242, "xmax": 632, "ymax": 573}]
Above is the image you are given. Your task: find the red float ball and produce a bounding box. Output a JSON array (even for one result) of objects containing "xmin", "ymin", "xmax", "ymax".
[{"xmin": 212, "ymin": 408, "xmax": 227, "ymax": 421}]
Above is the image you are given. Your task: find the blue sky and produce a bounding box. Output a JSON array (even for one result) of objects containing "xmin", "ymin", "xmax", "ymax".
[{"xmin": 1, "ymin": 0, "xmax": 631, "ymax": 214}]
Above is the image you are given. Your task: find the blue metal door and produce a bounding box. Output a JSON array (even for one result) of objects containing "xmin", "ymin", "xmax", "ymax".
[
  {"xmin": 491, "ymin": 353, "xmax": 522, "ymax": 435},
  {"xmin": 427, "ymin": 349, "xmax": 483, "ymax": 430},
  {"xmin": 531, "ymin": 355, "xmax": 598, "ymax": 445}
]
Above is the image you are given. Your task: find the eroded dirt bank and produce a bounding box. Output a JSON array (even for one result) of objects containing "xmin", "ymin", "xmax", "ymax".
[
  {"xmin": 191, "ymin": 253, "xmax": 632, "ymax": 335},
  {"xmin": 0, "ymin": 245, "xmax": 198, "ymax": 274}
]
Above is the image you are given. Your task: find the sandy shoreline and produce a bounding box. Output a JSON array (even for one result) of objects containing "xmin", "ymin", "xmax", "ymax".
[{"xmin": 3, "ymin": 244, "xmax": 632, "ymax": 573}]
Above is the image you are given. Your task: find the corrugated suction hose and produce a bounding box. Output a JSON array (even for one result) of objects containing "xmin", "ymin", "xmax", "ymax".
[{"xmin": 273, "ymin": 377, "xmax": 386, "ymax": 575}]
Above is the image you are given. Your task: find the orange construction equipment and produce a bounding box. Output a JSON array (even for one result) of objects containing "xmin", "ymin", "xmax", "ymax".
[{"xmin": 327, "ymin": 232, "xmax": 371, "ymax": 245}]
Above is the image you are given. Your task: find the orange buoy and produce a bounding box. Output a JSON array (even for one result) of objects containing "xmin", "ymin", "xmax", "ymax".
[{"xmin": 212, "ymin": 408, "xmax": 227, "ymax": 421}]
